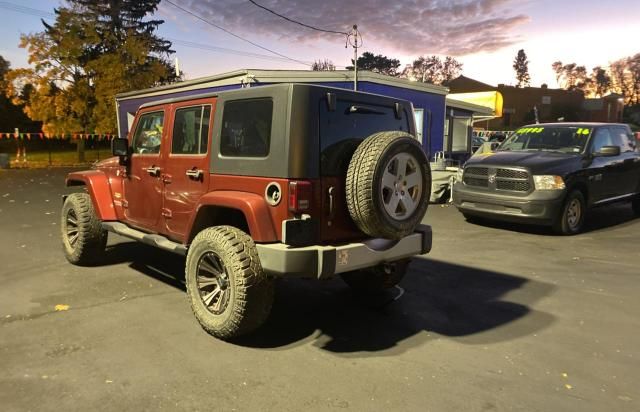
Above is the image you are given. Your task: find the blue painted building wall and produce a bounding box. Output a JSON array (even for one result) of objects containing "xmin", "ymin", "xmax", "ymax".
[{"xmin": 117, "ymin": 80, "xmax": 447, "ymax": 157}]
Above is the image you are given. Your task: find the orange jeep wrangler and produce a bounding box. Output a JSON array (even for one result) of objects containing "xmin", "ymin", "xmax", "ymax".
[{"xmin": 61, "ymin": 84, "xmax": 432, "ymax": 339}]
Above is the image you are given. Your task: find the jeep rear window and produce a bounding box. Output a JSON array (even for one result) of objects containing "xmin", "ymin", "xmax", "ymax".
[
  {"xmin": 319, "ymin": 99, "xmax": 410, "ymax": 175},
  {"xmin": 220, "ymin": 99, "xmax": 272, "ymax": 157}
]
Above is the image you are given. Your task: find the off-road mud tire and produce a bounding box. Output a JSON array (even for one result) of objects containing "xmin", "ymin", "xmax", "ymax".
[
  {"xmin": 341, "ymin": 259, "xmax": 410, "ymax": 293},
  {"xmin": 61, "ymin": 192, "xmax": 107, "ymax": 265},
  {"xmin": 185, "ymin": 226, "xmax": 274, "ymax": 340},
  {"xmin": 552, "ymin": 190, "xmax": 586, "ymax": 235},
  {"xmin": 346, "ymin": 131, "xmax": 430, "ymax": 240}
]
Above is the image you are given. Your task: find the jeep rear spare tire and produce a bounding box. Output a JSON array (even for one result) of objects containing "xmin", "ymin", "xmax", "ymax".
[
  {"xmin": 346, "ymin": 131, "xmax": 430, "ymax": 240},
  {"xmin": 185, "ymin": 226, "xmax": 274, "ymax": 340}
]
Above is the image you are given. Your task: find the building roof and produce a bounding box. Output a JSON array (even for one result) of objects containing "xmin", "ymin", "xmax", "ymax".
[
  {"xmin": 116, "ymin": 69, "xmax": 449, "ymax": 101},
  {"xmin": 447, "ymin": 75, "xmax": 496, "ymax": 90},
  {"xmin": 445, "ymin": 97, "xmax": 494, "ymax": 117}
]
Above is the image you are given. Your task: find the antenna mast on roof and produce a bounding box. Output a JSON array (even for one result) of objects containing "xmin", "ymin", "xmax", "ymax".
[{"xmin": 346, "ymin": 25, "xmax": 362, "ymax": 91}]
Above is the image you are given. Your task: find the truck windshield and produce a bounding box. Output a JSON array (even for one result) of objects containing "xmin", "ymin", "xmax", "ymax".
[{"xmin": 498, "ymin": 126, "xmax": 592, "ymax": 153}]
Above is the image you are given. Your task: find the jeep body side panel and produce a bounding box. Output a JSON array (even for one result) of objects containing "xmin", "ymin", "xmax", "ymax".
[
  {"xmin": 66, "ymin": 170, "xmax": 118, "ymax": 221},
  {"xmin": 190, "ymin": 190, "xmax": 278, "ymax": 243}
]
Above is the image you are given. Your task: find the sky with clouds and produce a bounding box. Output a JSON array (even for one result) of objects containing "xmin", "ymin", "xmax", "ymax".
[{"xmin": 1, "ymin": 0, "xmax": 639, "ymax": 87}]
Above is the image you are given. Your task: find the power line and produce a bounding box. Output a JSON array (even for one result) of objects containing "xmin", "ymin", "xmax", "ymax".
[
  {"xmin": 247, "ymin": 0, "xmax": 348, "ymax": 36},
  {"xmin": 0, "ymin": 1, "xmax": 316, "ymax": 66},
  {"xmin": 164, "ymin": 0, "xmax": 311, "ymax": 67},
  {"xmin": 167, "ymin": 38, "xmax": 312, "ymax": 64},
  {"xmin": 0, "ymin": 1, "xmax": 55, "ymax": 18}
]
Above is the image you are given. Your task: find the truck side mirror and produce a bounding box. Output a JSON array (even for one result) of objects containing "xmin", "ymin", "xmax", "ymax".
[
  {"xmin": 597, "ymin": 145, "xmax": 620, "ymax": 157},
  {"xmin": 112, "ymin": 137, "xmax": 129, "ymax": 157}
]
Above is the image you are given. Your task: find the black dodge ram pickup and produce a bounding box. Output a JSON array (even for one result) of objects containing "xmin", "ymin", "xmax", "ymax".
[{"xmin": 453, "ymin": 123, "xmax": 640, "ymax": 234}]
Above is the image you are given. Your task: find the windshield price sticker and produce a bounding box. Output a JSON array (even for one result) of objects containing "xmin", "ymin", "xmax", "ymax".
[
  {"xmin": 517, "ymin": 127, "xmax": 544, "ymax": 134},
  {"xmin": 576, "ymin": 128, "xmax": 591, "ymax": 135}
]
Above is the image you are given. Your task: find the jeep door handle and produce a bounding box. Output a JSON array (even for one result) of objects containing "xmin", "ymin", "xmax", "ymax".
[
  {"xmin": 146, "ymin": 166, "xmax": 161, "ymax": 176},
  {"xmin": 185, "ymin": 169, "xmax": 203, "ymax": 179}
]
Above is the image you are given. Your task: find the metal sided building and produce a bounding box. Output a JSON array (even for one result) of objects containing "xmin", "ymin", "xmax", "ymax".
[{"xmin": 115, "ymin": 69, "xmax": 494, "ymax": 160}]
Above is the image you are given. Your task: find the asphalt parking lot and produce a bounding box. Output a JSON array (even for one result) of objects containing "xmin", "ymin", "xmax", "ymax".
[{"xmin": 1, "ymin": 167, "xmax": 638, "ymax": 411}]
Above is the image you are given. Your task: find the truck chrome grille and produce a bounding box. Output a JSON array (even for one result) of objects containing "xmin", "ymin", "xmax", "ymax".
[
  {"xmin": 463, "ymin": 167, "xmax": 531, "ymax": 193},
  {"xmin": 496, "ymin": 169, "xmax": 528, "ymax": 179},
  {"xmin": 465, "ymin": 167, "xmax": 488, "ymax": 176},
  {"xmin": 496, "ymin": 180, "xmax": 530, "ymax": 191},
  {"xmin": 464, "ymin": 177, "xmax": 488, "ymax": 187}
]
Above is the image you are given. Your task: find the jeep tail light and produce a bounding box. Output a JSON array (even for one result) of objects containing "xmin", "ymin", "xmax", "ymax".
[{"xmin": 288, "ymin": 181, "xmax": 312, "ymax": 213}]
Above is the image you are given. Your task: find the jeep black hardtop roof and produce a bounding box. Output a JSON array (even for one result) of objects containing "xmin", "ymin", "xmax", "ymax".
[{"xmin": 138, "ymin": 83, "xmax": 412, "ymax": 110}]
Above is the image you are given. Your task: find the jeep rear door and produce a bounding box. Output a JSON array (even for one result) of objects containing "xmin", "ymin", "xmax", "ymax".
[
  {"xmin": 123, "ymin": 109, "xmax": 166, "ymax": 230},
  {"xmin": 160, "ymin": 100, "xmax": 214, "ymax": 242},
  {"xmin": 318, "ymin": 96, "xmax": 414, "ymax": 242}
]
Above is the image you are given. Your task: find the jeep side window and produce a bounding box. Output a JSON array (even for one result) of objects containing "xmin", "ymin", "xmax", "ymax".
[
  {"xmin": 132, "ymin": 111, "xmax": 164, "ymax": 154},
  {"xmin": 220, "ymin": 99, "xmax": 272, "ymax": 157},
  {"xmin": 172, "ymin": 105, "xmax": 212, "ymax": 155},
  {"xmin": 591, "ymin": 128, "xmax": 613, "ymax": 154}
]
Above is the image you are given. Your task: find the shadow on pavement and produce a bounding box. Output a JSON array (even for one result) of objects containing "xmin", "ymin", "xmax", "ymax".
[
  {"xmin": 101, "ymin": 242, "xmax": 556, "ymax": 355},
  {"xmin": 103, "ymin": 241, "xmax": 187, "ymax": 291},
  {"xmin": 238, "ymin": 257, "xmax": 556, "ymax": 354}
]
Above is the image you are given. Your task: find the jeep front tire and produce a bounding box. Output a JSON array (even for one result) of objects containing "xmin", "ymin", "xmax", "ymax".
[
  {"xmin": 185, "ymin": 226, "xmax": 274, "ymax": 340},
  {"xmin": 346, "ymin": 131, "xmax": 430, "ymax": 240},
  {"xmin": 61, "ymin": 192, "xmax": 108, "ymax": 265}
]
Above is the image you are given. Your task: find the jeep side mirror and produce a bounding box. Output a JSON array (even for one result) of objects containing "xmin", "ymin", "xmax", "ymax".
[
  {"xmin": 597, "ymin": 146, "xmax": 620, "ymax": 157},
  {"xmin": 112, "ymin": 137, "xmax": 129, "ymax": 157}
]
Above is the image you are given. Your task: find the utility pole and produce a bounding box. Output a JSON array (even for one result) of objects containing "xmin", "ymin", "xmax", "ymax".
[{"xmin": 346, "ymin": 25, "xmax": 362, "ymax": 91}]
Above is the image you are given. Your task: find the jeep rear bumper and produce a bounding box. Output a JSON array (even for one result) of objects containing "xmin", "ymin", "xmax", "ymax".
[{"xmin": 255, "ymin": 225, "xmax": 432, "ymax": 279}]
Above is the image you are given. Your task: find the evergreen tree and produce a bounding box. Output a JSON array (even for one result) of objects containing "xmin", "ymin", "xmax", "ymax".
[
  {"xmin": 513, "ymin": 49, "xmax": 530, "ymax": 88},
  {"xmin": 347, "ymin": 52, "xmax": 401, "ymax": 76},
  {"xmin": 5, "ymin": 0, "xmax": 177, "ymax": 139}
]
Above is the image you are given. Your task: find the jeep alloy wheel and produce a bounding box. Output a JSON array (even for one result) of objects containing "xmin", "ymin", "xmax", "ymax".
[
  {"xmin": 196, "ymin": 252, "xmax": 231, "ymax": 315},
  {"xmin": 346, "ymin": 131, "xmax": 430, "ymax": 240},
  {"xmin": 381, "ymin": 152, "xmax": 423, "ymax": 219},
  {"xmin": 185, "ymin": 226, "xmax": 274, "ymax": 340}
]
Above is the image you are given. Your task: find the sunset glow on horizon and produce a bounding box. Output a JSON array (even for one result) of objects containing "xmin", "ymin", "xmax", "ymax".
[{"xmin": 0, "ymin": 0, "xmax": 638, "ymax": 88}]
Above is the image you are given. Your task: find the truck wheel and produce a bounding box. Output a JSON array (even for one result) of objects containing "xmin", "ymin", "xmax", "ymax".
[
  {"xmin": 61, "ymin": 192, "xmax": 107, "ymax": 265},
  {"xmin": 185, "ymin": 226, "xmax": 274, "ymax": 340},
  {"xmin": 346, "ymin": 131, "xmax": 430, "ymax": 240},
  {"xmin": 341, "ymin": 259, "xmax": 409, "ymax": 293},
  {"xmin": 553, "ymin": 190, "xmax": 586, "ymax": 235}
]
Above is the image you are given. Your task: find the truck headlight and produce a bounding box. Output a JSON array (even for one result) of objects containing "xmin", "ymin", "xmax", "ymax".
[
  {"xmin": 457, "ymin": 168, "xmax": 464, "ymax": 182},
  {"xmin": 533, "ymin": 175, "xmax": 565, "ymax": 190}
]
